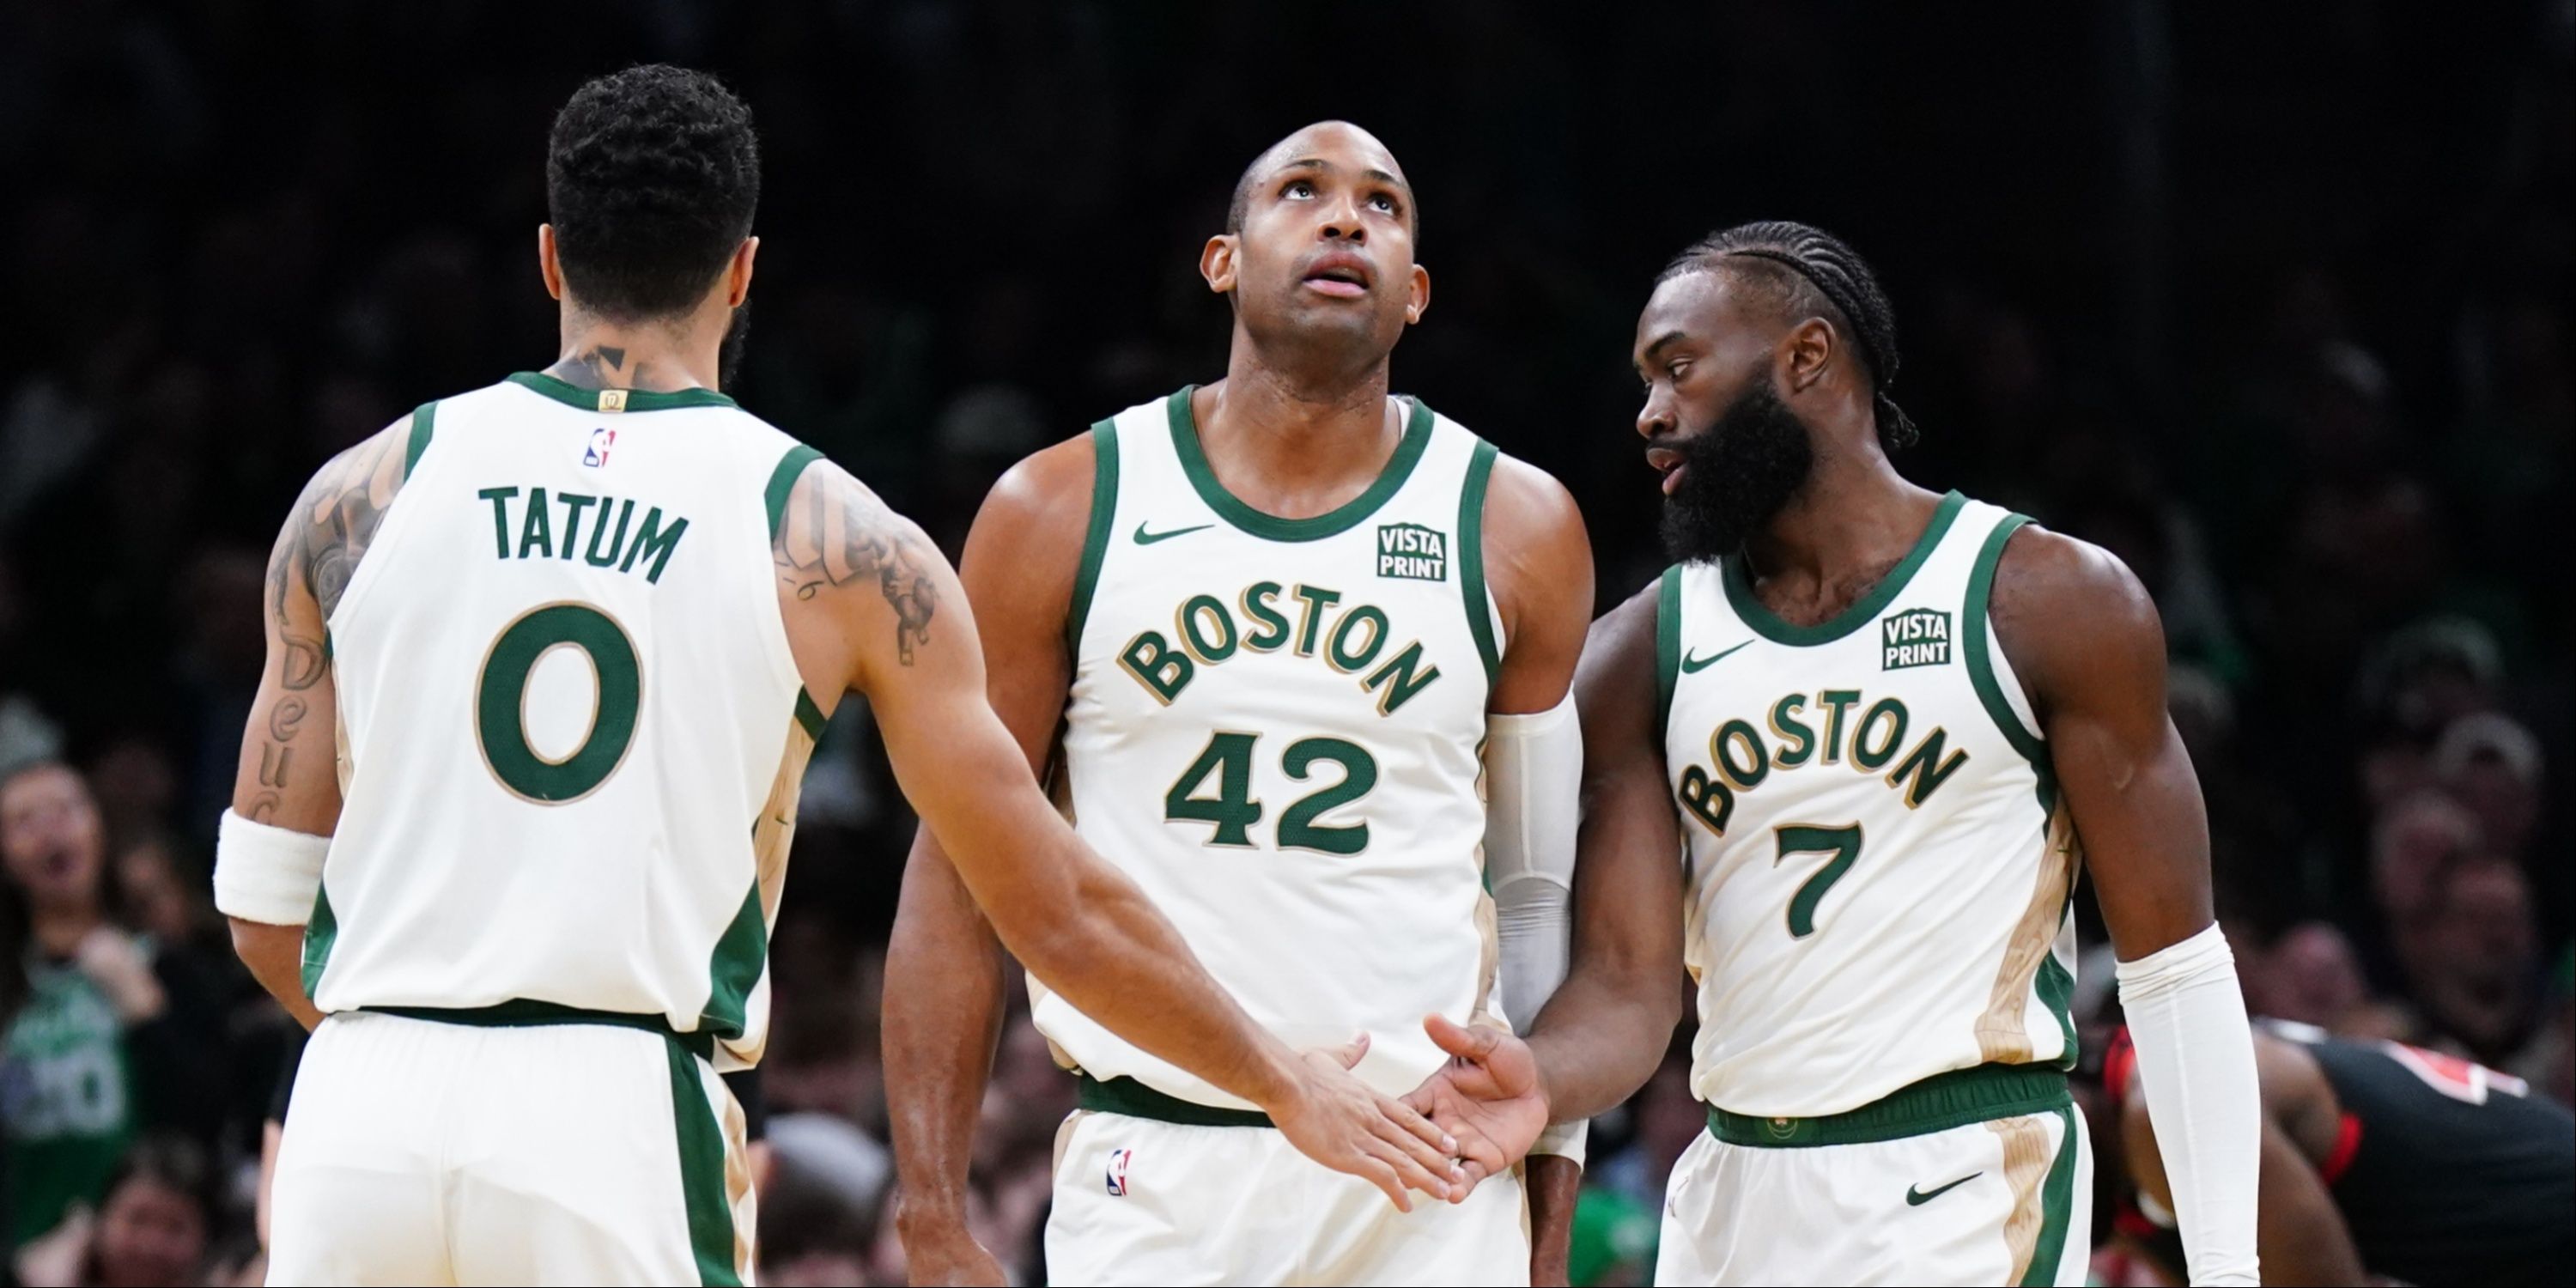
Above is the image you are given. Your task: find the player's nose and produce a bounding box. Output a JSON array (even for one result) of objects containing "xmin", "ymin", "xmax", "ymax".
[
  {"xmin": 1318, "ymin": 196, "xmax": 1366, "ymax": 243},
  {"xmin": 1637, "ymin": 392, "xmax": 1674, "ymax": 439}
]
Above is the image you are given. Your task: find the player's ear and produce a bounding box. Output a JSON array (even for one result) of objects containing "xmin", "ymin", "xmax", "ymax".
[
  {"xmin": 1200, "ymin": 234, "xmax": 1239, "ymax": 295},
  {"xmin": 1783, "ymin": 317, "xmax": 1833, "ymax": 392},
  {"xmin": 1404, "ymin": 263, "xmax": 1430, "ymax": 325},
  {"xmin": 726, "ymin": 236, "xmax": 758, "ymax": 308},
  {"xmin": 538, "ymin": 224, "xmax": 565, "ymax": 301}
]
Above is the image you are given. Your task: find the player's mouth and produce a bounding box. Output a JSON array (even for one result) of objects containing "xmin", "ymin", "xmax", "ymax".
[
  {"xmin": 1301, "ymin": 252, "xmax": 1374, "ymax": 299},
  {"xmin": 1647, "ymin": 445, "xmax": 1688, "ymax": 495}
]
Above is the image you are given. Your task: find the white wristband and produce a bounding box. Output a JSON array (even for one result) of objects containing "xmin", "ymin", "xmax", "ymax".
[{"xmin": 213, "ymin": 808, "xmax": 330, "ymax": 926}]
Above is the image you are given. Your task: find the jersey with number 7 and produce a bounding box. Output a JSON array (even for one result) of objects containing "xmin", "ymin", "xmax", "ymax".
[{"xmin": 1660, "ymin": 490, "xmax": 2078, "ymax": 1117}]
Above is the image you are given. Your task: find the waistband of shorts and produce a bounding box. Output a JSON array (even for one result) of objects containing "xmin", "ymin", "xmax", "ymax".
[
  {"xmin": 360, "ymin": 999, "xmax": 715, "ymax": 1062},
  {"xmin": 1704, "ymin": 1062, "xmax": 2071, "ymax": 1148},
  {"xmin": 1075, "ymin": 1074, "xmax": 1273, "ymax": 1129}
]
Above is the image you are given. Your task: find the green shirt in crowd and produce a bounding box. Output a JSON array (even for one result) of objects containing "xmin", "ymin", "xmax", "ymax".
[{"xmin": 2, "ymin": 958, "xmax": 135, "ymax": 1246}]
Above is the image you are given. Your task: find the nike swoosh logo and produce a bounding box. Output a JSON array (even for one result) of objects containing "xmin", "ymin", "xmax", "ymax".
[
  {"xmin": 1680, "ymin": 640, "xmax": 1753, "ymax": 673},
  {"xmin": 1133, "ymin": 521, "xmax": 1214, "ymax": 545},
  {"xmin": 1905, "ymin": 1172, "xmax": 1981, "ymax": 1206}
]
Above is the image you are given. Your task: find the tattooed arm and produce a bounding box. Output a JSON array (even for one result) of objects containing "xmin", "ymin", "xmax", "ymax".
[
  {"xmin": 772, "ymin": 458, "xmax": 1464, "ymax": 1212},
  {"xmin": 226, "ymin": 417, "xmax": 413, "ymax": 1030}
]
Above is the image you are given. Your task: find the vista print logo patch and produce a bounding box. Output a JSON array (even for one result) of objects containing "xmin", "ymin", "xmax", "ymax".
[{"xmin": 1881, "ymin": 608, "xmax": 1952, "ymax": 670}]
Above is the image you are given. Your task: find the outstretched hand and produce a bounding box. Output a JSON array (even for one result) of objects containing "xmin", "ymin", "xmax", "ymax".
[
  {"xmin": 1269, "ymin": 1033, "xmax": 1464, "ymax": 1212},
  {"xmin": 1401, "ymin": 1013, "xmax": 1550, "ymax": 1200}
]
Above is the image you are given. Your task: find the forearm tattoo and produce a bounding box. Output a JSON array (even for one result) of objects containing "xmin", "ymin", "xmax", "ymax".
[{"xmin": 248, "ymin": 426, "xmax": 405, "ymax": 819}]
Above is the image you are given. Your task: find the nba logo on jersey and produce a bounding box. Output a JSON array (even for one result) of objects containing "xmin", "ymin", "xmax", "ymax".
[
  {"xmin": 582, "ymin": 427, "xmax": 617, "ymax": 467},
  {"xmin": 1881, "ymin": 608, "xmax": 1952, "ymax": 670},
  {"xmin": 1104, "ymin": 1148, "xmax": 1133, "ymax": 1197}
]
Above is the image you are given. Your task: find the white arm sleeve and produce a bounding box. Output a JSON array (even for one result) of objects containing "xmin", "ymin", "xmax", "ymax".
[
  {"xmin": 1486, "ymin": 695, "xmax": 1588, "ymax": 1162},
  {"xmin": 212, "ymin": 808, "xmax": 331, "ymax": 927},
  {"xmin": 2115, "ymin": 923, "xmax": 2261, "ymax": 1286}
]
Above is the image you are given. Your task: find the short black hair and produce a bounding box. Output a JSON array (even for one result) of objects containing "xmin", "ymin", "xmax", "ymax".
[
  {"xmin": 1662, "ymin": 221, "xmax": 1915, "ymax": 450},
  {"xmin": 545, "ymin": 65, "xmax": 760, "ymax": 323}
]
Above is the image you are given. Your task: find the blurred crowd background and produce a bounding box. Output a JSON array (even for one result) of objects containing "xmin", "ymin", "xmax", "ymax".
[{"xmin": 0, "ymin": 1, "xmax": 2568, "ymax": 1284}]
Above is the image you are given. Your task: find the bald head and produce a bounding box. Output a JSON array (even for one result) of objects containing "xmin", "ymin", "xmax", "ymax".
[{"xmin": 1226, "ymin": 121, "xmax": 1417, "ymax": 239}]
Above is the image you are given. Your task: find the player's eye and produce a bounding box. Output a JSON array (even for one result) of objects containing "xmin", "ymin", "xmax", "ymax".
[
  {"xmin": 1283, "ymin": 180, "xmax": 1315, "ymax": 199},
  {"xmin": 1369, "ymin": 192, "xmax": 1398, "ymax": 214},
  {"xmin": 1668, "ymin": 360, "xmax": 1692, "ymax": 381}
]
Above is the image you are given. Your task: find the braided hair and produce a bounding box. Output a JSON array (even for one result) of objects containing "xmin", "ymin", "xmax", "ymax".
[
  {"xmin": 1659, "ymin": 221, "xmax": 1917, "ymax": 451},
  {"xmin": 546, "ymin": 65, "xmax": 761, "ymax": 323}
]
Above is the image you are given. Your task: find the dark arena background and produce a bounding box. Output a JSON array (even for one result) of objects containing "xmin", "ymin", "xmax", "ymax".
[{"xmin": 0, "ymin": 2, "xmax": 2568, "ymax": 1284}]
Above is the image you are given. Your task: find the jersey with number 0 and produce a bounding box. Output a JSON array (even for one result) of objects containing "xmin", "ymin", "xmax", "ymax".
[
  {"xmin": 1032, "ymin": 386, "xmax": 1505, "ymax": 1109},
  {"xmin": 307, "ymin": 371, "xmax": 825, "ymax": 1070},
  {"xmin": 1661, "ymin": 492, "xmax": 2077, "ymax": 1118}
]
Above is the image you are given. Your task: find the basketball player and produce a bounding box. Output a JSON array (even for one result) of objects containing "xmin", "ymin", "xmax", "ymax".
[
  {"xmin": 883, "ymin": 121, "xmax": 1595, "ymax": 1286},
  {"xmin": 1413, "ymin": 222, "xmax": 2266, "ymax": 1285},
  {"xmin": 210, "ymin": 69, "xmax": 1457, "ymax": 1286},
  {"xmin": 2104, "ymin": 1019, "xmax": 2574, "ymax": 1285}
]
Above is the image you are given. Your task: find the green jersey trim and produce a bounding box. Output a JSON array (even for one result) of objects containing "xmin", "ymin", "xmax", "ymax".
[
  {"xmin": 699, "ymin": 884, "xmax": 766, "ymax": 1043},
  {"xmin": 1077, "ymin": 1073, "xmax": 1274, "ymax": 1128},
  {"xmin": 362, "ymin": 999, "xmax": 718, "ymax": 1062},
  {"xmin": 1655, "ymin": 566, "xmax": 1684, "ymax": 731},
  {"xmin": 1702, "ymin": 1062, "xmax": 2070, "ymax": 1148},
  {"xmin": 1720, "ymin": 491, "xmax": 1967, "ymax": 646},
  {"xmin": 404, "ymin": 400, "xmax": 438, "ymax": 476},
  {"xmin": 1963, "ymin": 511, "xmax": 2078, "ymax": 1069},
  {"xmin": 1164, "ymin": 386, "xmax": 1435, "ymax": 543},
  {"xmin": 2038, "ymin": 927, "xmax": 2081, "ymax": 1072},
  {"xmin": 793, "ymin": 688, "xmax": 828, "ymax": 742},
  {"xmin": 1458, "ymin": 437, "xmax": 1502, "ymax": 685},
  {"xmin": 1066, "ymin": 419, "xmax": 1120, "ymax": 652},
  {"xmin": 2020, "ymin": 1103, "xmax": 2081, "ymax": 1285},
  {"xmin": 507, "ymin": 371, "xmax": 738, "ymax": 413},
  {"xmin": 763, "ymin": 444, "xmax": 825, "ymax": 541},
  {"xmin": 300, "ymin": 882, "xmax": 338, "ymax": 998},
  {"xmin": 663, "ymin": 1042, "xmax": 745, "ymax": 1285},
  {"xmin": 1962, "ymin": 513, "xmax": 2054, "ymax": 811}
]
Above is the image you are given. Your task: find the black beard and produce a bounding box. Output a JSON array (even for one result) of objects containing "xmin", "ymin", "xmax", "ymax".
[
  {"xmin": 1658, "ymin": 378, "xmax": 1816, "ymax": 564},
  {"xmin": 719, "ymin": 301, "xmax": 752, "ymax": 390}
]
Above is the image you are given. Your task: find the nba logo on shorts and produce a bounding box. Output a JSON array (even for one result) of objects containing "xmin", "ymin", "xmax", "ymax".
[
  {"xmin": 1104, "ymin": 1147, "xmax": 1133, "ymax": 1197},
  {"xmin": 583, "ymin": 427, "xmax": 617, "ymax": 467}
]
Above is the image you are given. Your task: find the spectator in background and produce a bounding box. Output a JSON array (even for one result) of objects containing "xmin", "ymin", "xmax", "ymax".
[
  {"xmin": 2434, "ymin": 712, "xmax": 2544, "ymax": 863},
  {"xmin": 2365, "ymin": 790, "xmax": 2482, "ymax": 994},
  {"xmin": 2404, "ymin": 859, "xmax": 2544, "ymax": 1069},
  {"xmin": 0, "ymin": 761, "xmax": 227, "ymax": 1249},
  {"xmin": 2251, "ymin": 921, "xmax": 2400, "ymax": 1038},
  {"xmin": 9, "ymin": 1133, "xmax": 216, "ymax": 1287}
]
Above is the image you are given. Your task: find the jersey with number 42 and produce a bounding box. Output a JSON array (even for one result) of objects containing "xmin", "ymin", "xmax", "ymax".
[
  {"xmin": 1661, "ymin": 493, "xmax": 2079, "ymax": 1119},
  {"xmin": 1033, "ymin": 387, "xmax": 1507, "ymax": 1109},
  {"xmin": 308, "ymin": 372, "xmax": 823, "ymax": 1071}
]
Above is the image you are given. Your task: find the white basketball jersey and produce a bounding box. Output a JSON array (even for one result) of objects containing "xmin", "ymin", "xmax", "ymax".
[
  {"xmin": 312, "ymin": 372, "xmax": 825, "ymax": 1070},
  {"xmin": 1034, "ymin": 387, "xmax": 1504, "ymax": 1109},
  {"xmin": 1661, "ymin": 493, "xmax": 2081, "ymax": 1118}
]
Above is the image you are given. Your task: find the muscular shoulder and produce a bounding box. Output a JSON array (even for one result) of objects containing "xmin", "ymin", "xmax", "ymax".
[
  {"xmin": 1480, "ymin": 453, "xmax": 1594, "ymax": 708},
  {"xmin": 975, "ymin": 433, "xmax": 1097, "ymax": 554},
  {"xmin": 1481, "ymin": 453, "xmax": 1591, "ymax": 617},
  {"xmin": 773, "ymin": 456, "xmax": 944, "ymax": 662},
  {"xmin": 275, "ymin": 414, "xmax": 416, "ymax": 623},
  {"xmin": 1988, "ymin": 521, "xmax": 2166, "ymax": 720},
  {"xmin": 1584, "ymin": 578, "xmax": 1662, "ymax": 676},
  {"xmin": 1481, "ymin": 453, "xmax": 1587, "ymax": 566},
  {"xmin": 1572, "ymin": 578, "xmax": 1662, "ymax": 735}
]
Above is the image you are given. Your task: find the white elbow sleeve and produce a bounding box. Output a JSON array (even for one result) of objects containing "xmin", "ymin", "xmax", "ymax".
[
  {"xmin": 1486, "ymin": 696, "xmax": 1589, "ymax": 1163},
  {"xmin": 2116, "ymin": 923, "xmax": 2262, "ymax": 1286},
  {"xmin": 213, "ymin": 808, "xmax": 331, "ymax": 927}
]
